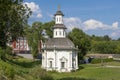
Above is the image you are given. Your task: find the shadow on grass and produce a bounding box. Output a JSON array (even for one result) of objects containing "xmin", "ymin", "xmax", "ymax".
[
  {"xmin": 7, "ymin": 59, "xmax": 41, "ymax": 68},
  {"xmin": 58, "ymin": 77, "xmax": 95, "ymax": 80},
  {"xmin": 78, "ymin": 65, "xmax": 84, "ymax": 70}
]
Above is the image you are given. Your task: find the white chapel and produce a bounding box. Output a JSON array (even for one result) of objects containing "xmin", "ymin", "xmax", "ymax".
[{"xmin": 41, "ymin": 7, "xmax": 78, "ymax": 72}]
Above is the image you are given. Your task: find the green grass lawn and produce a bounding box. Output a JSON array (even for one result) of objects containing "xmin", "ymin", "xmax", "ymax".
[
  {"xmin": 50, "ymin": 62, "xmax": 120, "ymax": 80},
  {"xmin": 1, "ymin": 58, "xmax": 120, "ymax": 80},
  {"xmin": 51, "ymin": 68, "xmax": 120, "ymax": 80}
]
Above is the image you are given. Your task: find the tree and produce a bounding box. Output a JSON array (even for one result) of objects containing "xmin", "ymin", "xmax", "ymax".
[
  {"xmin": 25, "ymin": 22, "xmax": 43, "ymax": 58},
  {"xmin": 117, "ymin": 38, "xmax": 120, "ymax": 41},
  {"xmin": 68, "ymin": 28, "xmax": 91, "ymax": 60},
  {"xmin": 103, "ymin": 35, "xmax": 111, "ymax": 41},
  {"xmin": 115, "ymin": 45, "xmax": 120, "ymax": 54},
  {"xmin": 91, "ymin": 41, "xmax": 119, "ymax": 54},
  {"xmin": 25, "ymin": 21, "xmax": 54, "ymax": 58},
  {"xmin": 42, "ymin": 21, "xmax": 55, "ymax": 38},
  {"xmin": 0, "ymin": 0, "xmax": 31, "ymax": 49},
  {"xmin": 91, "ymin": 35, "xmax": 111, "ymax": 41}
]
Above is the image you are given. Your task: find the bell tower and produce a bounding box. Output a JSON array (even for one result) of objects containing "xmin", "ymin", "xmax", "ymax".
[
  {"xmin": 53, "ymin": 6, "xmax": 67, "ymax": 38},
  {"xmin": 55, "ymin": 6, "xmax": 64, "ymax": 24}
]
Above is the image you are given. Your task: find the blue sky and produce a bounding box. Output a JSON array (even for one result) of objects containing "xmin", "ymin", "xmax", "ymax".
[{"xmin": 24, "ymin": 0, "xmax": 120, "ymax": 39}]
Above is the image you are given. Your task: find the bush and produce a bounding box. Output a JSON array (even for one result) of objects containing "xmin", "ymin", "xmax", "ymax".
[
  {"xmin": 91, "ymin": 58, "xmax": 113, "ymax": 64},
  {"xmin": 0, "ymin": 47, "xmax": 5, "ymax": 60},
  {"xmin": 0, "ymin": 61, "xmax": 15, "ymax": 79},
  {"xmin": 0, "ymin": 46, "xmax": 13, "ymax": 61},
  {"xmin": 29, "ymin": 66, "xmax": 54, "ymax": 80},
  {"xmin": 5, "ymin": 46, "xmax": 13, "ymax": 60}
]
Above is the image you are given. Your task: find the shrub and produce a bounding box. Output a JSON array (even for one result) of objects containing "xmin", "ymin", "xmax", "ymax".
[
  {"xmin": 105, "ymin": 58, "xmax": 113, "ymax": 62},
  {"xmin": 0, "ymin": 47, "xmax": 5, "ymax": 60},
  {"xmin": 5, "ymin": 46, "xmax": 13, "ymax": 60},
  {"xmin": 0, "ymin": 61, "xmax": 15, "ymax": 79},
  {"xmin": 91, "ymin": 58, "xmax": 113, "ymax": 64},
  {"xmin": 0, "ymin": 46, "xmax": 13, "ymax": 61},
  {"xmin": 29, "ymin": 66, "xmax": 54, "ymax": 80}
]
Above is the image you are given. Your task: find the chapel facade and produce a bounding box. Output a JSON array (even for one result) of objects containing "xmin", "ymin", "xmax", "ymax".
[{"xmin": 41, "ymin": 7, "xmax": 78, "ymax": 72}]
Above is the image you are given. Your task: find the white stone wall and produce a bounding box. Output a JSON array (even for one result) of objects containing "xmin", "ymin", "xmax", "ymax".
[{"xmin": 42, "ymin": 49, "xmax": 78, "ymax": 72}]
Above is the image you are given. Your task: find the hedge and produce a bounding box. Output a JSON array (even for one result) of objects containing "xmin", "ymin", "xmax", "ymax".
[{"xmin": 91, "ymin": 58, "xmax": 113, "ymax": 64}]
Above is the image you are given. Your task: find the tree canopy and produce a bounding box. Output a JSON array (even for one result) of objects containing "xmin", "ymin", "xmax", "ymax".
[
  {"xmin": 68, "ymin": 28, "xmax": 91, "ymax": 60},
  {"xmin": 25, "ymin": 21, "xmax": 55, "ymax": 58},
  {"xmin": 0, "ymin": 0, "xmax": 31, "ymax": 48},
  {"xmin": 42, "ymin": 21, "xmax": 55, "ymax": 38}
]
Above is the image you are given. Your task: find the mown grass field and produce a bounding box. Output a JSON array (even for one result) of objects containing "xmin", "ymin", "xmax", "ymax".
[
  {"xmin": 51, "ymin": 62, "xmax": 120, "ymax": 80},
  {"xmin": 1, "ymin": 58, "xmax": 120, "ymax": 80}
]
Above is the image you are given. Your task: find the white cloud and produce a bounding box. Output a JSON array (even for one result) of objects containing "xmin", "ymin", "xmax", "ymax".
[
  {"xmin": 64, "ymin": 17, "xmax": 82, "ymax": 31},
  {"xmin": 47, "ymin": 13, "xmax": 54, "ymax": 18},
  {"xmin": 64, "ymin": 17, "xmax": 119, "ymax": 31},
  {"xmin": 23, "ymin": 2, "xmax": 42, "ymax": 18},
  {"xmin": 64, "ymin": 18, "xmax": 119, "ymax": 31},
  {"xmin": 83, "ymin": 19, "xmax": 119, "ymax": 31},
  {"xmin": 112, "ymin": 22, "xmax": 119, "ymax": 29},
  {"xmin": 63, "ymin": 17, "xmax": 120, "ymax": 39},
  {"xmin": 83, "ymin": 19, "xmax": 106, "ymax": 30},
  {"xmin": 110, "ymin": 32, "xmax": 117, "ymax": 37},
  {"xmin": 37, "ymin": 13, "xmax": 42, "ymax": 18},
  {"xmin": 110, "ymin": 30, "xmax": 120, "ymax": 39}
]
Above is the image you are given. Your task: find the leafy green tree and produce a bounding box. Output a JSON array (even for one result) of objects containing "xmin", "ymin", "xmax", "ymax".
[
  {"xmin": 25, "ymin": 21, "xmax": 54, "ymax": 58},
  {"xmin": 117, "ymin": 38, "xmax": 120, "ymax": 41},
  {"xmin": 91, "ymin": 35, "xmax": 111, "ymax": 41},
  {"xmin": 43, "ymin": 21, "xmax": 55, "ymax": 38},
  {"xmin": 25, "ymin": 22, "xmax": 43, "ymax": 58},
  {"xmin": 91, "ymin": 41, "xmax": 119, "ymax": 54},
  {"xmin": 115, "ymin": 45, "xmax": 120, "ymax": 54},
  {"xmin": 0, "ymin": 0, "xmax": 31, "ymax": 48},
  {"xmin": 68, "ymin": 28, "xmax": 91, "ymax": 60},
  {"xmin": 91, "ymin": 35, "xmax": 104, "ymax": 41},
  {"xmin": 103, "ymin": 35, "xmax": 111, "ymax": 41}
]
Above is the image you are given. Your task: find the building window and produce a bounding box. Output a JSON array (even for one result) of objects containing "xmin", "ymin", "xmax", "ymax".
[
  {"xmin": 61, "ymin": 62, "xmax": 65, "ymax": 69},
  {"xmin": 59, "ymin": 31, "xmax": 61, "ymax": 35},
  {"xmin": 56, "ymin": 31, "xmax": 57, "ymax": 36},
  {"xmin": 49, "ymin": 61, "xmax": 52, "ymax": 68},
  {"xmin": 59, "ymin": 17, "xmax": 61, "ymax": 22},
  {"xmin": 17, "ymin": 45, "xmax": 19, "ymax": 48},
  {"xmin": 24, "ymin": 45, "xmax": 26, "ymax": 48},
  {"xmin": 56, "ymin": 17, "xmax": 58, "ymax": 22}
]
